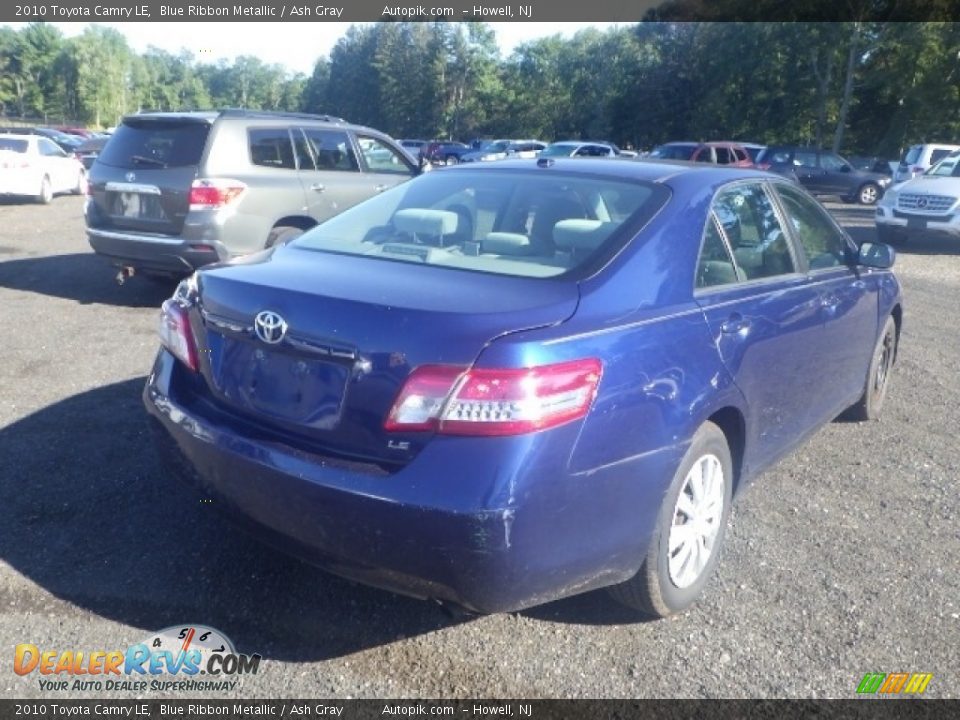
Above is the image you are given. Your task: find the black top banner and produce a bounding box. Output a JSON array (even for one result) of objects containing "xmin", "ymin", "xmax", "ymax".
[{"xmin": 2, "ymin": 0, "xmax": 959, "ymax": 23}]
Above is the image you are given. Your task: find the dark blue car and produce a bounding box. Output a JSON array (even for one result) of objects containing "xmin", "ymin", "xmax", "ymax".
[{"xmin": 146, "ymin": 159, "xmax": 902, "ymax": 617}]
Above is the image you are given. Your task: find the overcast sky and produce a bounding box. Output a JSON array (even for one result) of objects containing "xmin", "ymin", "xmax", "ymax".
[{"xmin": 2, "ymin": 22, "xmax": 623, "ymax": 75}]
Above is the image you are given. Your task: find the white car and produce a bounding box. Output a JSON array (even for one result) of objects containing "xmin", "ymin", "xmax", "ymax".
[
  {"xmin": 0, "ymin": 133, "xmax": 87, "ymax": 203},
  {"xmin": 876, "ymin": 150, "xmax": 960, "ymax": 244},
  {"xmin": 893, "ymin": 142, "xmax": 960, "ymax": 183}
]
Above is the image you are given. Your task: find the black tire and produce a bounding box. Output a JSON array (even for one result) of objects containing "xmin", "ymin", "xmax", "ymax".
[
  {"xmin": 36, "ymin": 176, "xmax": 52, "ymax": 205},
  {"xmin": 266, "ymin": 225, "xmax": 305, "ymax": 248},
  {"xmin": 858, "ymin": 183, "xmax": 880, "ymax": 205},
  {"xmin": 444, "ymin": 155, "xmax": 459, "ymax": 166},
  {"xmin": 845, "ymin": 315, "xmax": 897, "ymax": 421},
  {"xmin": 608, "ymin": 421, "xmax": 733, "ymax": 618}
]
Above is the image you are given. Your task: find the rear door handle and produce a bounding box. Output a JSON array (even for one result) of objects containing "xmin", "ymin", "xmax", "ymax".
[
  {"xmin": 720, "ymin": 313, "xmax": 750, "ymax": 334},
  {"xmin": 310, "ymin": 183, "xmax": 325, "ymax": 193}
]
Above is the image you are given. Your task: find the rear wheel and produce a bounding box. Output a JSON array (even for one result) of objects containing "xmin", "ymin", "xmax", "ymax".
[
  {"xmin": 858, "ymin": 183, "xmax": 880, "ymax": 205},
  {"xmin": 36, "ymin": 176, "xmax": 52, "ymax": 205},
  {"xmin": 846, "ymin": 315, "xmax": 897, "ymax": 421},
  {"xmin": 444, "ymin": 155, "xmax": 459, "ymax": 166},
  {"xmin": 608, "ymin": 421, "xmax": 733, "ymax": 617},
  {"xmin": 266, "ymin": 225, "xmax": 305, "ymax": 248}
]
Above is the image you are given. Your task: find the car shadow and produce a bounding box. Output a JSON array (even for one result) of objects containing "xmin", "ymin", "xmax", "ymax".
[
  {"xmin": 0, "ymin": 253, "xmax": 174, "ymax": 308},
  {"xmin": 520, "ymin": 592, "xmax": 654, "ymax": 626},
  {"xmin": 0, "ymin": 378, "xmax": 461, "ymax": 661}
]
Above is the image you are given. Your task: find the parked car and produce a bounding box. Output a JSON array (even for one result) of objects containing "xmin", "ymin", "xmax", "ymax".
[
  {"xmin": 848, "ymin": 155, "xmax": 896, "ymax": 176},
  {"xmin": 75, "ymin": 135, "xmax": 110, "ymax": 170},
  {"xmin": 894, "ymin": 142, "xmax": 960, "ymax": 183},
  {"xmin": 0, "ymin": 132, "xmax": 87, "ymax": 203},
  {"xmin": 740, "ymin": 142, "xmax": 767, "ymax": 163},
  {"xmin": 145, "ymin": 158, "xmax": 902, "ymax": 618},
  {"xmin": 539, "ymin": 141, "xmax": 619, "ymax": 158},
  {"xmin": 0, "ymin": 126, "xmax": 84, "ymax": 154},
  {"xmin": 85, "ymin": 109, "xmax": 422, "ymax": 280},
  {"xmin": 398, "ymin": 139, "xmax": 428, "ymax": 156},
  {"xmin": 421, "ymin": 141, "xmax": 472, "ymax": 165},
  {"xmin": 756, "ymin": 146, "xmax": 892, "ymax": 204},
  {"xmin": 649, "ymin": 141, "xmax": 754, "ymax": 167},
  {"xmin": 876, "ymin": 149, "xmax": 960, "ymax": 245},
  {"xmin": 460, "ymin": 139, "xmax": 546, "ymax": 163}
]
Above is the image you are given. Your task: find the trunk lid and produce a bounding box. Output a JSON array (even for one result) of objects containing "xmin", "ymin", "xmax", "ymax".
[{"xmin": 191, "ymin": 245, "xmax": 579, "ymax": 465}]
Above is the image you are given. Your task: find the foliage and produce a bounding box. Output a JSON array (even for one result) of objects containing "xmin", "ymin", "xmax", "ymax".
[{"xmin": 2, "ymin": 21, "xmax": 959, "ymax": 158}]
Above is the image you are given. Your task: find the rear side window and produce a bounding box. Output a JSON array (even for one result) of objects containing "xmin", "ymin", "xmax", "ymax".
[
  {"xmin": 0, "ymin": 138, "xmax": 28, "ymax": 153},
  {"xmin": 793, "ymin": 151, "xmax": 817, "ymax": 168},
  {"xmin": 713, "ymin": 183, "xmax": 795, "ymax": 280},
  {"xmin": 696, "ymin": 216, "xmax": 740, "ymax": 288},
  {"xmin": 248, "ymin": 128, "xmax": 297, "ymax": 170},
  {"xmin": 98, "ymin": 120, "xmax": 210, "ymax": 168},
  {"xmin": 715, "ymin": 147, "xmax": 733, "ymax": 165},
  {"xmin": 757, "ymin": 148, "xmax": 791, "ymax": 164},
  {"xmin": 652, "ymin": 144, "xmax": 697, "ymax": 160}
]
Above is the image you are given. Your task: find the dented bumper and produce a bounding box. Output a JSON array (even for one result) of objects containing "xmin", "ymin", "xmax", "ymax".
[{"xmin": 144, "ymin": 349, "xmax": 681, "ymax": 613}]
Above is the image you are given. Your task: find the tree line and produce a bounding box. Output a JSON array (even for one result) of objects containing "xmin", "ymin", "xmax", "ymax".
[{"xmin": 1, "ymin": 21, "xmax": 959, "ymax": 158}]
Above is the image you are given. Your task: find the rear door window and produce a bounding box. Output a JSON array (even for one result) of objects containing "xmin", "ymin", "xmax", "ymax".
[
  {"xmin": 303, "ymin": 129, "xmax": 359, "ymax": 172},
  {"xmin": 248, "ymin": 128, "xmax": 297, "ymax": 170},
  {"xmin": 97, "ymin": 120, "xmax": 210, "ymax": 169},
  {"xmin": 930, "ymin": 148, "xmax": 953, "ymax": 165},
  {"xmin": 715, "ymin": 147, "xmax": 733, "ymax": 165},
  {"xmin": 0, "ymin": 138, "xmax": 28, "ymax": 153},
  {"xmin": 712, "ymin": 182, "xmax": 795, "ymax": 280},
  {"xmin": 356, "ymin": 135, "xmax": 413, "ymax": 175}
]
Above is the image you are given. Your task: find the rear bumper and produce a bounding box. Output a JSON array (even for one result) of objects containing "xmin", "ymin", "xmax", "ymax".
[
  {"xmin": 144, "ymin": 350, "xmax": 681, "ymax": 613},
  {"xmin": 86, "ymin": 226, "xmax": 228, "ymax": 275}
]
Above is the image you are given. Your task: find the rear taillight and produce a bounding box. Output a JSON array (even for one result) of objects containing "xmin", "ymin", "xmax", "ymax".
[
  {"xmin": 911, "ymin": 165, "xmax": 923, "ymax": 174},
  {"xmin": 158, "ymin": 299, "xmax": 198, "ymax": 372},
  {"xmin": 188, "ymin": 178, "xmax": 246, "ymax": 209},
  {"xmin": 385, "ymin": 358, "xmax": 602, "ymax": 436}
]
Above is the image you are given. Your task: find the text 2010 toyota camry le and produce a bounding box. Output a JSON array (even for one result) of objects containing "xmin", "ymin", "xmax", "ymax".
[{"xmin": 144, "ymin": 158, "xmax": 902, "ymax": 617}]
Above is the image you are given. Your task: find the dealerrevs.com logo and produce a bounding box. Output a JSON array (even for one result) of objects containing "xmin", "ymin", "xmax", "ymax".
[{"xmin": 15, "ymin": 625, "xmax": 261, "ymax": 693}]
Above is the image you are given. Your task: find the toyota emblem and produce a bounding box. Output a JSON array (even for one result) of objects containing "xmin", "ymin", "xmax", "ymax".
[
  {"xmin": 254, "ymin": 311, "xmax": 287, "ymax": 344},
  {"xmin": 125, "ymin": 171, "xmax": 136, "ymax": 182}
]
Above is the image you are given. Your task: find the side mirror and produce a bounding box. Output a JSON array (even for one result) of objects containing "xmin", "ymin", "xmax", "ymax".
[{"xmin": 858, "ymin": 242, "xmax": 895, "ymax": 269}]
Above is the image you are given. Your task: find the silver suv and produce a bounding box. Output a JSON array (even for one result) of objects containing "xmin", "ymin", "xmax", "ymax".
[{"xmin": 85, "ymin": 109, "xmax": 421, "ymax": 279}]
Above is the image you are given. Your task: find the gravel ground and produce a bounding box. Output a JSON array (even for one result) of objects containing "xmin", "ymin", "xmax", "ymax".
[{"xmin": 0, "ymin": 195, "xmax": 957, "ymax": 699}]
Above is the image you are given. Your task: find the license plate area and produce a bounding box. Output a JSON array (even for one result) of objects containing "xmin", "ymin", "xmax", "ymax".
[
  {"xmin": 207, "ymin": 333, "xmax": 349, "ymax": 428},
  {"xmin": 907, "ymin": 218, "xmax": 927, "ymax": 230},
  {"xmin": 110, "ymin": 191, "xmax": 166, "ymax": 221}
]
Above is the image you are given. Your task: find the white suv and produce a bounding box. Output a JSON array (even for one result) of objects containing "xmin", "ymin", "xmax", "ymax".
[
  {"xmin": 893, "ymin": 143, "xmax": 960, "ymax": 183},
  {"xmin": 876, "ymin": 150, "xmax": 960, "ymax": 244}
]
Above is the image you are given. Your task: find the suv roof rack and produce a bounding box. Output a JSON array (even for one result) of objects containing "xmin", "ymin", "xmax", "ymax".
[{"xmin": 218, "ymin": 108, "xmax": 347, "ymax": 124}]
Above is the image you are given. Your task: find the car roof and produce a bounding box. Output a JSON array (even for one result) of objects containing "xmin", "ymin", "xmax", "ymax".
[{"xmin": 451, "ymin": 156, "xmax": 779, "ymax": 187}]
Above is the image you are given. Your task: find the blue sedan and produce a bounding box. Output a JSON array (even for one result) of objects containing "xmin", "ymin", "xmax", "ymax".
[{"xmin": 145, "ymin": 159, "xmax": 902, "ymax": 617}]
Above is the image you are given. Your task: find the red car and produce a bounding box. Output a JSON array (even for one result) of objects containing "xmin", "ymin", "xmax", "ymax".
[{"xmin": 649, "ymin": 141, "xmax": 754, "ymax": 167}]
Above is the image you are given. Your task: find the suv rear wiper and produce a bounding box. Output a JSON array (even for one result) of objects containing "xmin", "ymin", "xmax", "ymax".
[{"xmin": 129, "ymin": 155, "xmax": 167, "ymax": 167}]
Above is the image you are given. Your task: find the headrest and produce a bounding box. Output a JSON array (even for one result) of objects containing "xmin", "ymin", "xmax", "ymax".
[
  {"xmin": 482, "ymin": 232, "xmax": 531, "ymax": 255},
  {"xmin": 553, "ymin": 219, "xmax": 615, "ymax": 251},
  {"xmin": 393, "ymin": 209, "xmax": 459, "ymax": 236}
]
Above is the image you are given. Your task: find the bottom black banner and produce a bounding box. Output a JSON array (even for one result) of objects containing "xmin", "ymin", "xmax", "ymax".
[{"xmin": 1, "ymin": 699, "xmax": 955, "ymax": 720}]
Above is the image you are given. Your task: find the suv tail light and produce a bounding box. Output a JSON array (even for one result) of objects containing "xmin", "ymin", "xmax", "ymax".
[
  {"xmin": 385, "ymin": 358, "xmax": 602, "ymax": 436},
  {"xmin": 188, "ymin": 178, "xmax": 246, "ymax": 209},
  {"xmin": 158, "ymin": 299, "xmax": 198, "ymax": 372}
]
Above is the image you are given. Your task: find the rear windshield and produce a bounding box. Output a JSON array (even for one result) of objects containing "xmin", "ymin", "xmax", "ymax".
[
  {"xmin": 292, "ymin": 168, "xmax": 668, "ymax": 279},
  {"xmin": 0, "ymin": 138, "xmax": 28, "ymax": 153},
  {"xmin": 902, "ymin": 145, "xmax": 922, "ymax": 165},
  {"xmin": 540, "ymin": 144, "xmax": 577, "ymax": 158},
  {"xmin": 97, "ymin": 119, "xmax": 210, "ymax": 169},
  {"xmin": 651, "ymin": 144, "xmax": 697, "ymax": 160}
]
